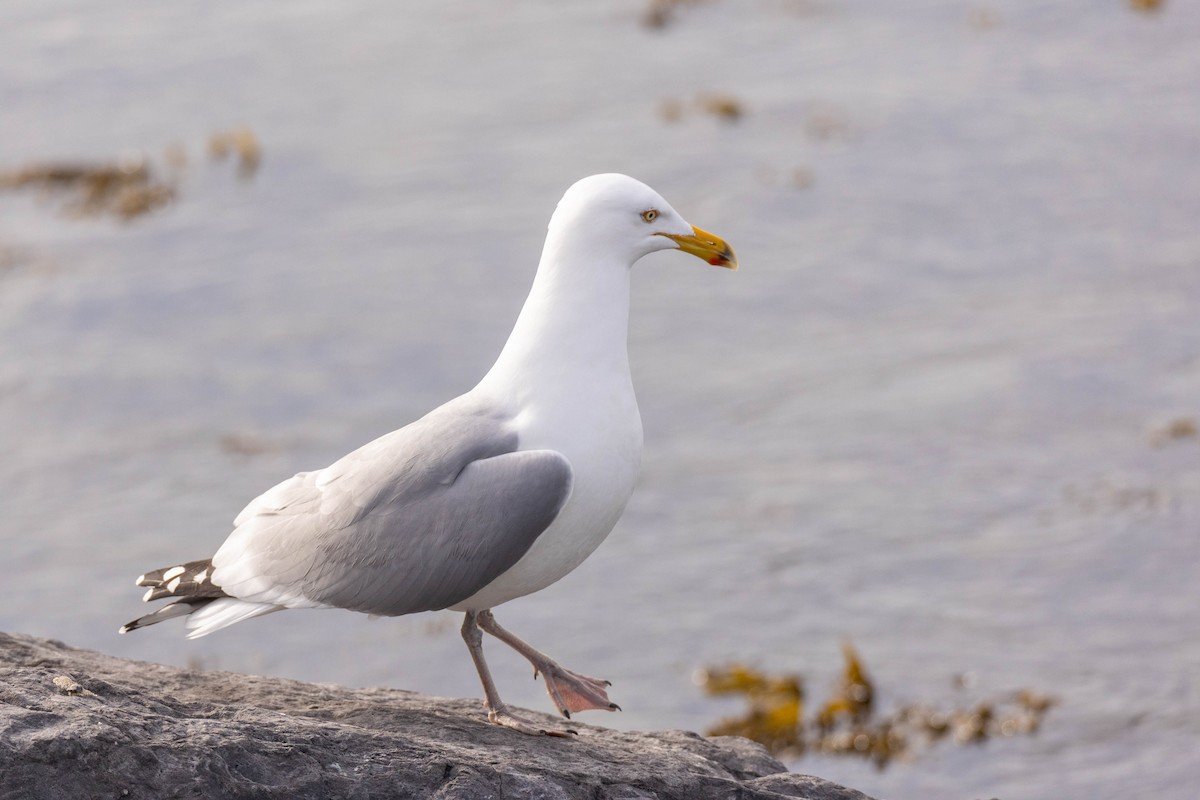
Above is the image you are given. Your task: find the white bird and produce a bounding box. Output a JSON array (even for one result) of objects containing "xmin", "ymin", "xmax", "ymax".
[{"xmin": 121, "ymin": 173, "xmax": 737, "ymax": 735}]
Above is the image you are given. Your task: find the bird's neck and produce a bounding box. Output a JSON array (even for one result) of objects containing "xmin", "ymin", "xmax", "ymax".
[{"xmin": 479, "ymin": 237, "xmax": 634, "ymax": 404}]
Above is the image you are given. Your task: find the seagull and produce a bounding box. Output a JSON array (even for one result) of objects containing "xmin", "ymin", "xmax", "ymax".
[{"xmin": 120, "ymin": 173, "xmax": 737, "ymax": 735}]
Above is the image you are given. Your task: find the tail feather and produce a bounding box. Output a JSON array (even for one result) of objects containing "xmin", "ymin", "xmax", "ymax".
[
  {"xmin": 120, "ymin": 598, "xmax": 218, "ymax": 634},
  {"xmin": 135, "ymin": 558, "xmax": 225, "ymax": 602},
  {"xmin": 184, "ymin": 598, "xmax": 282, "ymax": 639},
  {"xmin": 120, "ymin": 557, "xmax": 239, "ymax": 635}
]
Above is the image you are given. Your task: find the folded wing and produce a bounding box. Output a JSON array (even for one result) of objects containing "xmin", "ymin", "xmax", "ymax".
[{"xmin": 210, "ymin": 394, "xmax": 574, "ymax": 618}]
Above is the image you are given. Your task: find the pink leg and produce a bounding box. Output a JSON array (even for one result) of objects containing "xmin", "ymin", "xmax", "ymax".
[
  {"xmin": 460, "ymin": 611, "xmax": 575, "ymax": 736},
  {"xmin": 477, "ymin": 609, "xmax": 620, "ymax": 719}
]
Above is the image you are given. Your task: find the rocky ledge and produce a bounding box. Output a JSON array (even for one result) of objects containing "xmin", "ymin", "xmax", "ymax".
[{"xmin": 0, "ymin": 632, "xmax": 873, "ymax": 799}]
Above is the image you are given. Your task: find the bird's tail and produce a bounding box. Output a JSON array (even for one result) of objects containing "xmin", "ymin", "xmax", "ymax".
[
  {"xmin": 119, "ymin": 558, "xmax": 227, "ymax": 634},
  {"xmin": 121, "ymin": 558, "xmax": 284, "ymax": 637}
]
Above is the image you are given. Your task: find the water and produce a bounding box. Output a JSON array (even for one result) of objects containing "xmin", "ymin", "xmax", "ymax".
[{"xmin": 2, "ymin": 2, "xmax": 1198, "ymax": 797}]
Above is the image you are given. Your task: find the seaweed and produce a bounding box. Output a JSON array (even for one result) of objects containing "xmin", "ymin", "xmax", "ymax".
[
  {"xmin": 0, "ymin": 127, "xmax": 262, "ymax": 223},
  {"xmin": 658, "ymin": 92, "xmax": 746, "ymax": 124},
  {"xmin": 1129, "ymin": 0, "xmax": 1165, "ymax": 13},
  {"xmin": 0, "ymin": 157, "xmax": 173, "ymax": 221},
  {"xmin": 1150, "ymin": 417, "xmax": 1197, "ymax": 447},
  {"xmin": 642, "ymin": 0, "xmax": 708, "ymax": 30},
  {"xmin": 698, "ymin": 642, "xmax": 1056, "ymax": 768}
]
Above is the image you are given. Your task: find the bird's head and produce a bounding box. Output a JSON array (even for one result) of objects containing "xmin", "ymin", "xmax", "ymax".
[{"xmin": 548, "ymin": 174, "xmax": 738, "ymax": 271}]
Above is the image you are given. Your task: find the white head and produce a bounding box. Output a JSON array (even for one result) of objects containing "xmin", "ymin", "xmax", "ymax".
[{"xmin": 546, "ymin": 174, "xmax": 737, "ymax": 270}]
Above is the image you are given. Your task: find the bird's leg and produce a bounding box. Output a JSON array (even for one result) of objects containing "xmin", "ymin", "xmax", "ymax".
[
  {"xmin": 460, "ymin": 611, "xmax": 574, "ymax": 737},
  {"xmin": 476, "ymin": 609, "xmax": 619, "ymax": 719}
]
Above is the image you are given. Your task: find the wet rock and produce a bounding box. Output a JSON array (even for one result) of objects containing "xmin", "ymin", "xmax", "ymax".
[{"xmin": 0, "ymin": 632, "xmax": 875, "ymax": 799}]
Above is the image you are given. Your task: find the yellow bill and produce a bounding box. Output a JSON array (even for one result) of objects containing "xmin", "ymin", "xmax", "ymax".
[{"xmin": 660, "ymin": 226, "xmax": 738, "ymax": 270}]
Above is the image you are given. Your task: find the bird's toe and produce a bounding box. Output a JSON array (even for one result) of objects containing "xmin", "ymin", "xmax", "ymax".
[{"xmin": 487, "ymin": 704, "xmax": 577, "ymax": 737}]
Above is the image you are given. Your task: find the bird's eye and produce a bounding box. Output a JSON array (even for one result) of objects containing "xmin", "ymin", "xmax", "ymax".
[{"xmin": 641, "ymin": 209, "xmax": 658, "ymax": 223}]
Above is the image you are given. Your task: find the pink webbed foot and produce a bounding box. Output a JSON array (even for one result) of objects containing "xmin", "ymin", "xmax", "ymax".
[
  {"xmin": 535, "ymin": 661, "xmax": 619, "ymax": 718},
  {"xmin": 475, "ymin": 609, "xmax": 621, "ymax": 719}
]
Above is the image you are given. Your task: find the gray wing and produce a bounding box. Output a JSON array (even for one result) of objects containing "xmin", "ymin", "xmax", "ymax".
[{"xmin": 209, "ymin": 393, "xmax": 573, "ymax": 616}]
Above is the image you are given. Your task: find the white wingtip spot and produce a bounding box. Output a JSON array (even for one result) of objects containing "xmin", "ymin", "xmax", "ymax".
[
  {"xmin": 162, "ymin": 566, "xmax": 186, "ymax": 581},
  {"xmin": 135, "ymin": 574, "xmax": 148, "ymax": 586},
  {"xmin": 166, "ymin": 577, "xmax": 183, "ymax": 593},
  {"xmin": 118, "ymin": 625, "xmax": 130, "ymax": 634},
  {"xmin": 195, "ymin": 568, "xmax": 209, "ymax": 584},
  {"xmin": 142, "ymin": 588, "xmax": 157, "ymax": 602}
]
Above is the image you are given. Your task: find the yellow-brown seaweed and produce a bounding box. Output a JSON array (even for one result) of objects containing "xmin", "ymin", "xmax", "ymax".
[{"xmin": 699, "ymin": 642, "xmax": 1056, "ymax": 768}]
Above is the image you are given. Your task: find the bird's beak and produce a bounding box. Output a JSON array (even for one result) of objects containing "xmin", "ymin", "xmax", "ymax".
[{"xmin": 660, "ymin": 226, "xmax": 738, "ymax": 271}]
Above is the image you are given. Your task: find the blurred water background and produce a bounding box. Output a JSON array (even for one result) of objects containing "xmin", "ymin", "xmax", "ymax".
[{"xmin": 2, "ymin": 1, "xmax": 1198, "ymax": 797}]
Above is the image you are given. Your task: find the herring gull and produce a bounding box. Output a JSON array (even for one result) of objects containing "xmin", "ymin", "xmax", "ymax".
[{"xmin": 121, "ymin": 173, "xmax": 737, "ymax": 735}]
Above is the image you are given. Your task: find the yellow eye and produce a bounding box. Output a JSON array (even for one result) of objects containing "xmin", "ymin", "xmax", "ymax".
[{"xmin": 641, "ymin": 209, "xmax": 658, "ymax": 223}]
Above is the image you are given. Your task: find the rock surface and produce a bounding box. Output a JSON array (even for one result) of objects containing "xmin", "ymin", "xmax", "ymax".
[{"xmin": 0, "ymin": 632, "xmax": 875, "ymax": 799}]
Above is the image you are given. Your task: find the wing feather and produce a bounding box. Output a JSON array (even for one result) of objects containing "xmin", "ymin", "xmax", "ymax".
[{"xmin": 209, "ymin": 394, "xmax": 573, "ymax": 616}]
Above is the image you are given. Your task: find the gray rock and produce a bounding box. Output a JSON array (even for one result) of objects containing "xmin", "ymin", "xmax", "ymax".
[{"xmin": 0, "ymin": 632, "xmax": 875, "ymax": 800}]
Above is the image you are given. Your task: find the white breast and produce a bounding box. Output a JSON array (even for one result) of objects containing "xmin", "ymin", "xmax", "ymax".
[{"xmin": 451, "ymin": 377, "xmax": 643, "ymax": 611}]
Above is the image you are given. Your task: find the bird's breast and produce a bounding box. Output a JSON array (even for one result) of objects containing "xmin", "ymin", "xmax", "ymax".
[{"xmin": 450, "ymin": 379, "xmax": 642, "ymax": 610}]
